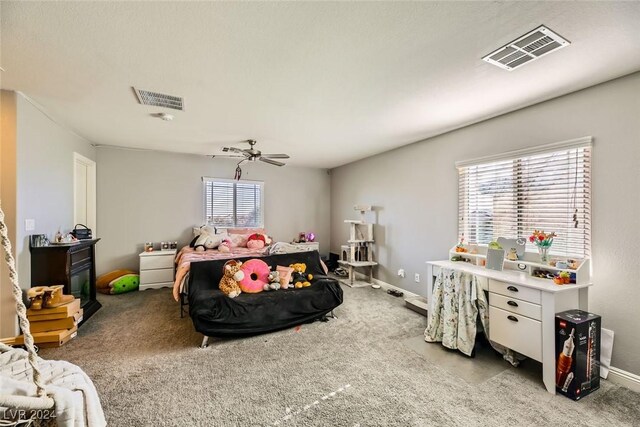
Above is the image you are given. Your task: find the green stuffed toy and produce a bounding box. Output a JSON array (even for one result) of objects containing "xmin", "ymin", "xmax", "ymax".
[
  {"xmin": 97, "ymin": 270, "xmax": 139, "ymax": 294},
  {"xmin": 109, "ymin": 274, "xmax": 140, "ymax": 294}
]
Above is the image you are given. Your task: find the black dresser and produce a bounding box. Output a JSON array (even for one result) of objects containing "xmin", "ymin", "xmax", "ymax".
[{"xmin": 30, "ymin": 238, "xmax": 101, "ymax": 325}]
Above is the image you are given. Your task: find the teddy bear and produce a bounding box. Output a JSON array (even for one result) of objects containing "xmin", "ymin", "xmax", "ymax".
[
  {"xmin": 219, "ymin": 260, "xmax": 244, "ymax": 298},
  {"xmin": 289, "ymin": 263, "xmax": 313, "ymax": 288},
  {"xmin": 264, "ymin": 269, "xmax": 281, "ymax": 291}
]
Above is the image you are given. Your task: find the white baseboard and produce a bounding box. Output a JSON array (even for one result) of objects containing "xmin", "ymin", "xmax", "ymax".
[
  {"xmin": 370, "ymin": 277, "xmax": 420, "ymax": 299},
  {"xmin": 606, "ymin": 367, "xmax": 640, "ymax": 393},
  {"xmin": 345, "ymin": 271, "xmax": 420, "ymax": 298}
]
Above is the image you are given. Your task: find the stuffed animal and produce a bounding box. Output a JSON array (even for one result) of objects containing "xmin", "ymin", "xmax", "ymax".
[
  {"xmin": 191, "ymin": 228, "xmax": 227, "ymax": 252},
  {"xmin": 264, "ymin": 270, "xmax": 281, "ymax": 291},
  {"xmin": 97, "ymin": 270, "xmax": 140, "ymax": 295},
  {"xmin": 219, "ymin": 260, "xmax": 244, "ymax": 298},
  {"xmin": 218, "ymin": 239, "xmax": 232, "ymax": 253},
  {"xmin": 277, "ymin": 265, "xmax": 294, "ymax": 289},
  {"xmin": 289, "ymin": 263, "xmax": 313, "ymax": 288}
]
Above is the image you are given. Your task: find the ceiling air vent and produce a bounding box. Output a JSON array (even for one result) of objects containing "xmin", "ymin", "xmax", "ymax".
[
  {"xmin": 483, "ymin": 25, "xmax": 570, "ymax": 71},
  {"xmin": 133, "ymin": 87, "xmax": 184, "ymax": 111}
]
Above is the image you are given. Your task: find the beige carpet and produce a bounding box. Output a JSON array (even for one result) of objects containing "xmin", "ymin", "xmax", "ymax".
[{"xmin": 40, "ymin": 286, "xmax": 640, "ymax": 426}]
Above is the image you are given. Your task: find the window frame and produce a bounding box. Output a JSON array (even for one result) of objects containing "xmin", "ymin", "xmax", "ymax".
[
  {"xmin": 202, "ymin": 177, "xmax": 265, "ymax": 229},
  {"xmin": 456, "ymin": 137, "xmax": 592, "ymax": 258}
]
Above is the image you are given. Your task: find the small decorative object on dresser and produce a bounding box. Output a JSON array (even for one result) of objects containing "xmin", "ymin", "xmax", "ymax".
[
  {"xmin": 139, "ymin": 248, "xmax": 176, "ymax": 290},
  {"xmin": 529, "ymin": 230, "xmax": 556, "ymax": 264}
]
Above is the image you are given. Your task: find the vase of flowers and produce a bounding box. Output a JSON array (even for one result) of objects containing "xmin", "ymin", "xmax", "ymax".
[{"xmin": 529, "ymin": 230, "xmax": 556, "ymax": 264}]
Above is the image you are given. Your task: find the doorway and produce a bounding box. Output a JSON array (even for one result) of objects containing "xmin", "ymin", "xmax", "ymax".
[{"xmin": 73, "ymin": 152, "xmax": 96, "ymax": 233}]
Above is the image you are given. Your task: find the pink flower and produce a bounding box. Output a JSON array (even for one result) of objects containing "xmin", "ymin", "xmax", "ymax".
[{"xmin": 529, "ymin": 236, "xmax": 535, "ymax": 243}]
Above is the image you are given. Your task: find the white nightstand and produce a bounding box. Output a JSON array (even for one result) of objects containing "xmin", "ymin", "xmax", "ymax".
[{"xmin": 139, "ymin": 249, "xmax": 176, "ymax": 291}]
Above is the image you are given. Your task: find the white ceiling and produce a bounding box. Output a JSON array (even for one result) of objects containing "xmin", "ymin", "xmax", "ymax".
[{"xmin": 2, "ymin": 2, "xmax": 640, "ymax": 168}]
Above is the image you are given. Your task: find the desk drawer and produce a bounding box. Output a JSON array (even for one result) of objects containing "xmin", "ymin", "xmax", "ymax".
[
  {"xmin": 140, "ymin": 268, "xmax": 173, "ymax": 285},
  {"xmin": 489, "ymin": 306, "xmax": 542, "ymax": 362},
  {"xmin": 140, "ymin": 255, "xmax": 174, "ymax": 270},
  {"xmin": 489, "ymin": 293, "xmax": 541, "ymax": 321},
  {"xmin": 489, "ymin": 279, "xmax": 541, "ymax": 304}
]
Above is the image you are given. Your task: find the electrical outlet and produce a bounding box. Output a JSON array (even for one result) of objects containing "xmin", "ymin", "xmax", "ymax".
[
  {"xmin": 398, "ymin": 269, "xmax": 405, "ymax": 278},
  {"xmin": 414, "ymin": 273, "xmax": 420, "ymax": 283},
  {"xmin": 25, "ymin": 219, "xmax": 35, "ymax": 231}
]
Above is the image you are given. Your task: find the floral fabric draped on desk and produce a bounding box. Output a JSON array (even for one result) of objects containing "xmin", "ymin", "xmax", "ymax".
[{"xmin": 424, "ymin": 268, "xmax": 489, "ymax": 356}]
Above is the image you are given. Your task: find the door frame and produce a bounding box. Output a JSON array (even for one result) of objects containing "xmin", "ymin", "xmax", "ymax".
[{"xmin": 73, "ymin": 152, "xmax": 97, "ymax": 234}]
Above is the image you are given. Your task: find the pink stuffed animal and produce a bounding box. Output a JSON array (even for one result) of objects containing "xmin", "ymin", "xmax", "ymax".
[{"xmin": 218, "ymin": 239, "xmax": 232, "ymax": 253}]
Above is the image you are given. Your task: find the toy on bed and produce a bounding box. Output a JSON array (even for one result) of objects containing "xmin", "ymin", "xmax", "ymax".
[
  {"xmin": 277, "ymin": 265, "xmax": 294, "ymax": 289},
  {"xmin": 290, "ymin": 263, "xmax": 313, "ymax": 288},
  {"xmin": 191, "ymin": 227, "xmax": 229, "ymax": 252},
  {"xmin": 97, "ymin": 269, "xmax": 140, "ymax": 294},
  {"xmin": 219, "ymin": 260, "xmax": 244, "ymax": 298},
  {"xmin": 246, "ymin": 233, "xmax": 273, "ymax": 249},
  {"xmin": 264, "ymin": 269, "xmax": 281, "ymax": 291},
  {"xmin": 239, "ymin": 259, "xmax": 270, "ymax": 293}
]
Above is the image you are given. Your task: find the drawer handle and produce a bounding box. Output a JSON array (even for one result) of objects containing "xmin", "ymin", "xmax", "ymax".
[
  {"xmin": 507, "ymin": 286, "xmax": 519, "ymax": 292},
  {"xmin": 507, "ymin": 315, "xmax": 519, "ymax": 322},
  {"xmin": 507, "ymin": 300, "xmax": 519, "ymax": 307}
]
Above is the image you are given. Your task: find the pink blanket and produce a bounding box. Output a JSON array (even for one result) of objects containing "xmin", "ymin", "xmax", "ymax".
[{"xmin": 172, "ymin": 246, "xmax": 269, "ymax": 301}]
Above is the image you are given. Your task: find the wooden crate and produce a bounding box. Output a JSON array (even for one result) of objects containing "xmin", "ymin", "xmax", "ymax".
[
  {"xmin": 27, "ymin": 298, "xmax": 81, "ymax": 321},
  {"xmin": 1, "ymin": 326, "xmax": 78, "ymax": 348},
  {"xmin": 30, "ymin": 309, "xmax": 83, "ymax": 333}
]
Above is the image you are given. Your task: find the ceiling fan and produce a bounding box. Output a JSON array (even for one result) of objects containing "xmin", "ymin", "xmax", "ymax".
[
  {"xmin": 213, "ymin": 139, "xmax": 290, "ymax": 167},
  {"xmin": 212, "ymin": 139, "xmax": 290, "ymax": 180}
]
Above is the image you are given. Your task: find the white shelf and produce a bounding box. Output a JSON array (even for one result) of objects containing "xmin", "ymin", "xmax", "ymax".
[{"xmin": 448, "ymin": 245, "xmax": 590, "ymax": 286}]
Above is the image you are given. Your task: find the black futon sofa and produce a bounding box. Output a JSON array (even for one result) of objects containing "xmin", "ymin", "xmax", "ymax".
[{"xmin": 188, "ymin": 250, "xmax": 343, "ymax": 340}]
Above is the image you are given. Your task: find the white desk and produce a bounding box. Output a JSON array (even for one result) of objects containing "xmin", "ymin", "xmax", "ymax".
[{"xmin": 426, "ymin": 260, "xmax": 592, "ymax": 394}]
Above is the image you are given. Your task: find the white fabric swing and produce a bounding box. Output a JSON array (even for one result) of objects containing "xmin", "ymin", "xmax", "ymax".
[{"xmin": 0, "ymin": 205, "xmax": 106, "ymax": 427}]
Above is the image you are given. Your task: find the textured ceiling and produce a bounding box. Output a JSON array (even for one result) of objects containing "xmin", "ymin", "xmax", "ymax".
[{"xmin": 2, "ymin": 2, "xmax": 640, "ymax": 168}]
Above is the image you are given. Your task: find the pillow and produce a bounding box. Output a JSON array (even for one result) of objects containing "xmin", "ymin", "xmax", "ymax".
[
  {"xmin": 276, "ymin": 265, "xmax": 294, "ymax": 286},
  {"xmin": 228, "ymin": 233, "xmax": 249, "ymax": 248}
]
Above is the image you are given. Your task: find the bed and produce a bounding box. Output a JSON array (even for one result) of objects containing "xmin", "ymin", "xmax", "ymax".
[
  {"xmin": 172, "ymin": 238, "xmax": 326, "ymax": 315},
  {"xmin": 188, "ymin": 250, "xmax": 343, "ymax": 342}
]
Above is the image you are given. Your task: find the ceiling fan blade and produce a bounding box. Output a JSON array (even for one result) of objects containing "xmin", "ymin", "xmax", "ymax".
[
  {"xmin": 211, "ymin": 154, "xmax": 246, "ymax": 159},
  {"xmin": 223, "ymin": 147, "xmax": 246, "ymax": 154},
  {"xmin": 259, "ymin": 157, "xmax": 285, "ymax": 167},
  {"xmin": 260, "ymin": 153, "xmax": 290, "ymax": 159}
]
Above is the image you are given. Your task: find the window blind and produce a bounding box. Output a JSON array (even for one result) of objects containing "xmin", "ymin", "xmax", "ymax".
[
  {"xmin": 458, "ymin": 143, "xmax": 591, "ymax": 258},
  {"xmin": 203, "ymin": 178, "xmax": 264, "ymax": 228}
]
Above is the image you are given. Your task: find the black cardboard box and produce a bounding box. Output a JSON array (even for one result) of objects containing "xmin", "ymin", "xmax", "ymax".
[{"xmin": 555, "ymin": 310, "xmax": 601, "ymax": 400}]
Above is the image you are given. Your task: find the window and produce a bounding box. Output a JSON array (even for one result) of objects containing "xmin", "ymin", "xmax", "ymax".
[
  {"xmin": 457, "ymin": 138, "xmax": 591, "ymax": 258},
  {"xmin": 203, "ymin": 178, "xmax": 264, "ymax": 228}
]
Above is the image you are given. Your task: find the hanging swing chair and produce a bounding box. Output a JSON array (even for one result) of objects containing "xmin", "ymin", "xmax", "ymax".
[{"xmin": 0, "ymin": 205, "xmax": 106, "ymax": 427}]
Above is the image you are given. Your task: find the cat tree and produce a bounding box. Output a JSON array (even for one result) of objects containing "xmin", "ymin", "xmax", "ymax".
[{"xmin": 338, "ymin": 205, "xmax": 378, "ymax": 288}]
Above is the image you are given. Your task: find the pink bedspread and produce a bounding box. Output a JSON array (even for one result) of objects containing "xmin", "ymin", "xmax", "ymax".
[{"xmin": 172, "ymin": 246, "xmax": 269, "ymax": 301}]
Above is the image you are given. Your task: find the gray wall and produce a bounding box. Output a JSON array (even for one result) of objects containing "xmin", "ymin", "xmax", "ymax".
[
  {"xmin": 96, "ymin": 147, "xmax": 330, "ymax": 275},
  {"xmin": 15, "ymin": 93, "xmax": 97, "ymax": 289},
  {"xmin": 330, "ymin": 72, "xmax": 640, "ymax": 374}
]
